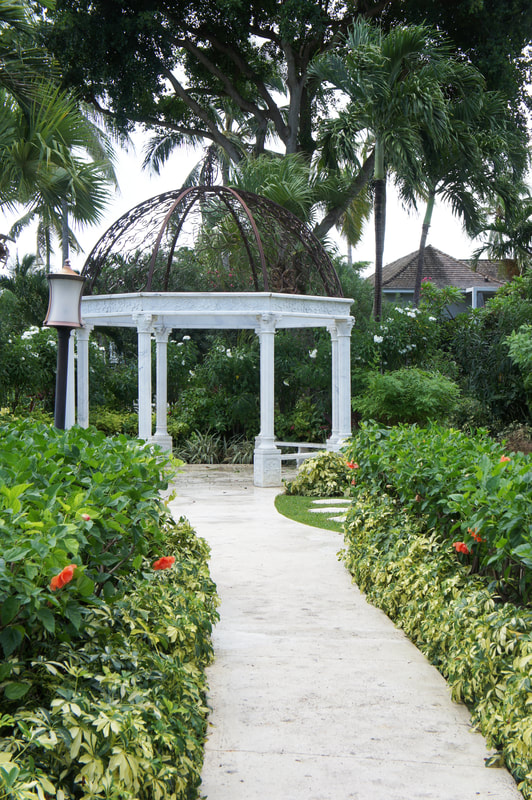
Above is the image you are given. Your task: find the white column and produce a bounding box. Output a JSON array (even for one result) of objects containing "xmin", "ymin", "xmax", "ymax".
[
  {"xmin": 135, "ymin": 314, "xmax": 153, "ymax": 441},
  {"xmin": 327, "ymin": 323, "xmax": 340, "ymax": 449},
  {"xmin": 75, "ymin": 326, "xmax": 92, "ymax": 428},
  {"xmin": 150, "ymin": 325, "xmax": 172, "ymax": 452},
  {"xmin": 336, "ymin": 318, "xmax": 354, "ymax": 443},
  {"xmin": 253, "ymin": 313, "xmax": 281, "ymax": 487},
  {"xmin": 65, "ymin": 330, "xmax": 76, "ymax": 429}
]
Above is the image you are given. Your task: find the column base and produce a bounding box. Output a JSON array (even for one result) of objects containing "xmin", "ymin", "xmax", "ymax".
[
  {"xmin": 149, "ymin": 432, "xmax": 173, "ymax": 452},
  {"xmin": 326, "ymin": 433, "xmax": 351, "ymax": 452},
  {"xmin": 253, "ymin": 446, "xmax": 282, "ymax": 487}
]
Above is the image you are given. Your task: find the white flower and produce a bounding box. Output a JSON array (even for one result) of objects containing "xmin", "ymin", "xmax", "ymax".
[
  {"xmin": 189, "ymin": 369, "xmax": 195, "ymax": 376},
  {"xmin": 308, "ymin": 348, "xmax": 317, "ymax": 359},
  {"xmin": 177, "ymin": 341, "xmax": 184, "ymax": 347},
  {"xmin": 283, "ymin": 379, "xmax": 290, "ymax": 386},
  {"xmin": 226, "ymin": 349, "xmax": 232, "ymax": 358},
  {"xmin": 182, "ymin": 335, "xmax": 191, "ymax": 341},
  {"xmin": 429, "ymin": 316, "xmax": 437, "ymax": 322},
  {"xmin": 373, "ymin": 335, "xmax": 384, "ymax": 344}
]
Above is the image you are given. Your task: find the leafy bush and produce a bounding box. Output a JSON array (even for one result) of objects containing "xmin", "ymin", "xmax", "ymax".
[
  {"xmin": 352, "ymin": 367, "xmax": 460, "ymax": 425},
  {"xmin": 448, "ymin": 274, "xmax": 532, "ymax": 425},
  {"xmin": 1, "ymin": 518, "xmax": 218, "ymax": 799},
  {"xmin": 342, "ymin": 494, "xmax": 532, "ymax": 798},
  {"xmin": 89, "ymin": 407, "xmax": 140, "ymax": 436},
  {"xmin": 0, "ymin": 421, "xmax": 218, "ymax": 799},
  {"xmin": 0, "ymin": 420, "xmax": 175, "ymax": 664},
  {"xmin": 284, "ymin": 450, "xmax": 354, "ymax": 497},
  {"xmin": 343, "ymin": 422, "xmax": 532, "ymax": 602}
]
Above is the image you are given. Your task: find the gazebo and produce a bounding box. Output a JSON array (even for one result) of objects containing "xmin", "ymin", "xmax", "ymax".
[{"xmin": 66, "ymin": 186, "xmax": 354, "ymax": 486}]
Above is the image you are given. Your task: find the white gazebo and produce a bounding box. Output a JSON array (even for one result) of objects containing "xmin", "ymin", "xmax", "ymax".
[
  {"xmin": 65, "ymin": 185, "xmax": 355, "ymax": 486},
  {"xmin": 68, "ymin": 290, "xmax": 353, "ymax": 486}
]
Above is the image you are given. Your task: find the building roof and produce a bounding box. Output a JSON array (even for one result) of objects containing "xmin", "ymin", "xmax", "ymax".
[{"xmin": 368, "ymin": 245, "xmax": 506, "ymax": 290}]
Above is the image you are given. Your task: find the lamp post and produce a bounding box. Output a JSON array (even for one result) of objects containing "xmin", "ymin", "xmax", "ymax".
[{"xmin": 44, "ymin": 260, "xmax": 85, "ymax": 429}]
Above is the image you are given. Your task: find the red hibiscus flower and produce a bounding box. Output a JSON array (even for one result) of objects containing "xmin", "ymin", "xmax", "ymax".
[
  {"xmin": 153, "ymin": 556, "xmax": 176, "ymax": 570},
  {"xmin": 452, "ymin": 542, "xmax": 470, "ymax": 555},
  {"xmin": 50, "ymin": 564, "xmax": 77, "ymax": 591}
]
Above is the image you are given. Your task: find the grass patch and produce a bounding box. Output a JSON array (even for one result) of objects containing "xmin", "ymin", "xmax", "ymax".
[{"xmin": 274, "ymin": 493, "xmax": 347, "ymax": 533}]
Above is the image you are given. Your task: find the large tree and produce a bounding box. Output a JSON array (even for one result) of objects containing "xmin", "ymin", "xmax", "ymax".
[
  {"xmin": 44, "ymin": 0, "xmax": 532, "ymax": 165},
  {"xmin": 410, "ymin": 89, "xmax": 529, "ymax": 305},
  {"xmin": 312, "ymin": 21, "xmax": 477, "ymax": 318}
]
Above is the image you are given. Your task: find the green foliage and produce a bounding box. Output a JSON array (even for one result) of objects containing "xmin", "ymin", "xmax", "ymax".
[
  {"xmin": 0, "ymin": 420, "xmax": 174, "ymax": 663},
  {"xmin": 0, "ymin": 326, "xmax": 58, "ymax": 411},
  {"xmin": 173, "ymin": 336, "xmax": 260, "ymax": 439},
  {"xmin": 343, "ymin": 422, "xmax": 532, "ymax": 602},
  {"xmin": 175, "ymin": 431, "xmax": 254, "ymax": 465},
  {"xmin": 88, "ymin": 407, "xmax": 139, "ymax": 436},
  {"xmin": 0, "ymin": 419, "xmax": 218, "ymax": 798},
  {"xmin": 0, "ymin": 519, "xmax": 218, "ymax": 800},
  {"xmin": 284, "ymin": 451, "xmax": 354, "ymax": 497},
  {"xmin": 352, "ymin": 367, "xmax": 460, "ymax": 425},
  {"xmin": 448, "ymin": 274, "xmax": 532, "ymax": 424},
  {"xmin": 506, "ymin": 323, "xmax": 532, "ymax": 414},
  {"xmin": 342, "ymin": 494, "xmax": 532, "ymax": 797}
]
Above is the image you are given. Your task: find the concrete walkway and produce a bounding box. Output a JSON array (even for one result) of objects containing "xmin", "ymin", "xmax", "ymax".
[{"xmin": 169, "ymin": 465, "xmax": 521, "ymax": 800}]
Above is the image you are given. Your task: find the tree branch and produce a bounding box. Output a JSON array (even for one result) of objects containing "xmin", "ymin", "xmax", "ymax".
[{"xmin": 162, "ymin": 68, "xmax": 244, "ymax": 163}]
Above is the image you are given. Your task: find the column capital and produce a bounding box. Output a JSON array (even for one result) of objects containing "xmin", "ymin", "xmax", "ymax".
[
  {"xmin": 133, "ymin": 313, "xmax": 153, "ymax": 333},
  {"xmin": 152, "ymin": 324, "xmax": 171, "ymax": 343},
  {"xmin": 335, "ymin": 317, "xmax": 354, "ymax": 337},
  {"xmin": 254, "ymin": 313, "xmax": 279, "ymax": 334},
  {"xmin": 75, "ymin": 324, "xmax": 93, "ymax": 341}
]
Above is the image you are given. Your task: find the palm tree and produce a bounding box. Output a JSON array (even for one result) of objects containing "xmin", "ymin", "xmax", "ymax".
[
  {"xmin": 0, "ymin": 252, "xmax": 48, "ymax": 328},
  {"xmin": 311, "ymin": 20, "xmax": 464, "ymax": 318},
  {"xmin": 0, "ymin": 0, "xmax": 117, "ymax": 264},
  {"xmin": 409, "ymin": 86, "xmax": 529, "ymax": 305},
  {"xmin": 473, "ymin": 193, "xmax": 532, "ymax": 274},
  {"xmin": 3, "ymin": 85, "xmax": 116, "ymax": 266}
]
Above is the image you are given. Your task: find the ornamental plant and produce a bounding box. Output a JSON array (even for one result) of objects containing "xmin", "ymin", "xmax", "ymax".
[
  {"xmin": 283, "ymin": 451, "xmax": 353, "ymax": 497},
  {"xmin": 343, "ymin": 422, "xmax": 532, "ymax": 602},
  {"xmin": 0, "ymin": 419, "xmax": 176, "ymax": 665}
]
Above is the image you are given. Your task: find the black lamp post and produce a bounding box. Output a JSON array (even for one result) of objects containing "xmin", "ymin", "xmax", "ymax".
[{"xmin": 44, "ymin": 261, "xmax": 85, "ymax": 429}]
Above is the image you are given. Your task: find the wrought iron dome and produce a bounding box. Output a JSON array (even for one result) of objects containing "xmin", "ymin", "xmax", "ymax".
[{"xmin": 82, "ymin": 185, "xmax": 343, "ymax": 297}]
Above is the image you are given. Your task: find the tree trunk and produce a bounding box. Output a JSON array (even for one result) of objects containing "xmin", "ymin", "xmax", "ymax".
[
  {"xmin": 61, "ymin": 197, "xmax": 69, "ymax": 265},
  {"xmin": 372, "ymin": 139, "xmax": 386, "ymax": 321},
  {"xmin": 413, "ymin": 189, "xmax": 435, "ymax": 307}
]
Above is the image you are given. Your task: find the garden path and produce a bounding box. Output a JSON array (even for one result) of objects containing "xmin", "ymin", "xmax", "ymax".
[{"xmin": 169, "ymin": 464, "xmax": 522, "ymax": 800}]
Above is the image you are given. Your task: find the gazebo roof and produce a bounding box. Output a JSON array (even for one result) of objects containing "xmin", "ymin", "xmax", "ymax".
[{"xmin": 82, "ymin": 185, "xmax": 343, "ymax": 298}]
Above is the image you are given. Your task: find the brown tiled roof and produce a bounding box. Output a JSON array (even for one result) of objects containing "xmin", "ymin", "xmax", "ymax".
[{"xmin": 367, "ymin": 246, "xmax": 507, "ymax": 289}]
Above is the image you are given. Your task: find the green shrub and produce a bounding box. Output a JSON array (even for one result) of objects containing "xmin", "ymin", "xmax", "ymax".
[
  {"xmin": 0, "ymin": 420, "xmax": 218, "ymax": 798},
  {"xmin": 352, "ymin": 367, "xmax": 460, "ymax": 425},
  {"xmin": 0, "ymin": 518, "xmax": 219, "ymax": 799},
  {"xmin": 344, "ymin": 422, "xmax": 532, "ymax": 602},
  {"xmin": 89, "ymin": 407, "xmax": 140, "ymax": 436},
  {"xmin": 342, "ymin": 493, "xmax": 532, "ymax": 798},
  {"xmin": 284, "ymin": 450, "xmax": 354, "ymax": 497},
  {"xmin": 0, "ymin": 420, "xmax": 174, "ymax": 664}
]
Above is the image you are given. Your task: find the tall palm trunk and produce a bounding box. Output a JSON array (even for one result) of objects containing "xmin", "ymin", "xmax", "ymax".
[
  {"xmin": 373, "ymin": 138, "xmax": 386, "ymax": 320},
  {"xmin": 413, "ymin": 187, "xmax": 435, "ymax": 306},
  {"xmin": 61, "ymin": 196, "xmax": 69, "ymax": 264}
]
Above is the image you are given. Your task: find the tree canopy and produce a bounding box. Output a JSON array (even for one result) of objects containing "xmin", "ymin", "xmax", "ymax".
[{"xmin": 43, "ymin": 0, "xmax": 532, "ymax": 163}]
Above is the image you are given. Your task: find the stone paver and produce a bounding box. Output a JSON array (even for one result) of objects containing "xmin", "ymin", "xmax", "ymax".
[{"xmin": 169, "ymin": 464, "xmax": 521, "ymax": 800}]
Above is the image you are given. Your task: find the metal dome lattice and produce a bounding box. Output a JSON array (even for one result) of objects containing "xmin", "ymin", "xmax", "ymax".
[{"xmin": 82, "ymin": 185, "xmax": 343, "ymax": 297}]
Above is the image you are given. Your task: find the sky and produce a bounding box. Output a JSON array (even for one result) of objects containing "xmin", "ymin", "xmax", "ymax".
[{"xmin": 1, "ymin": 131, "xmax": 479, "ymax": 277}]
